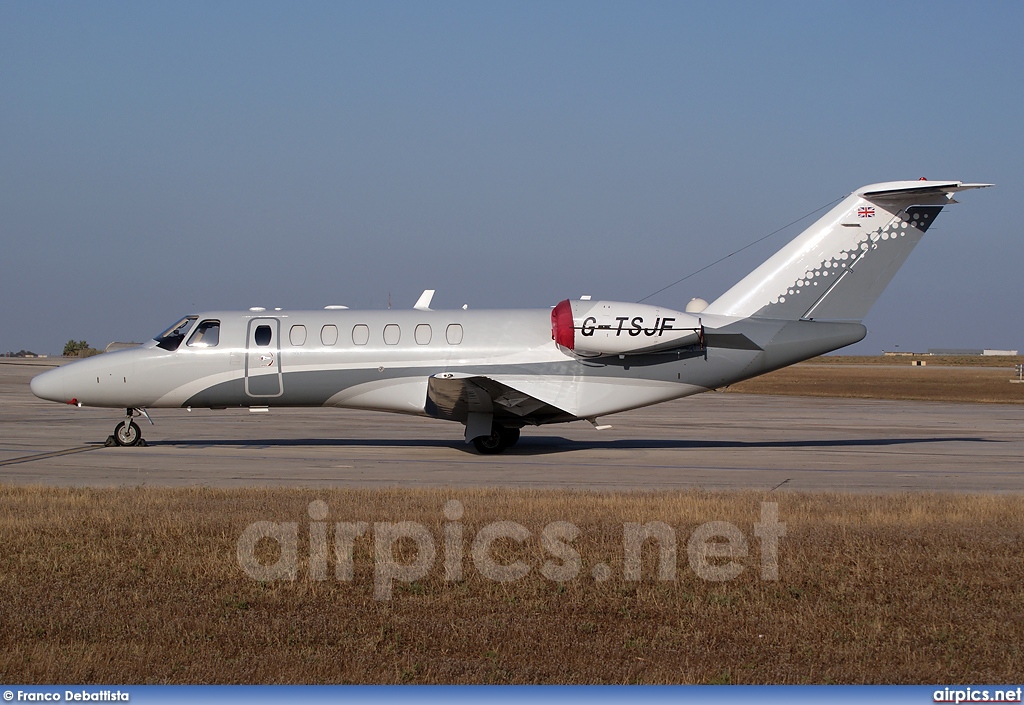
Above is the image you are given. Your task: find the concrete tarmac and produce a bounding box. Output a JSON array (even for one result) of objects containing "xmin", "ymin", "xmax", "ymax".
[{"xmin": 2, "ymin": 360, "xmax": 1022, "ymax": 492}]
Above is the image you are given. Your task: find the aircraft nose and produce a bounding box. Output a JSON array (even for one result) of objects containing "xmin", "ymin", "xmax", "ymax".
[{"xmin": 30, "ymin": 367, "xmax": 67, "ymax": 403}]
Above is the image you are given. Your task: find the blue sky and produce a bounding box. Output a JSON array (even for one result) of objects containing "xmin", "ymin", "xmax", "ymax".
[{"xmin": 2, "ymin": 2, "xmax": 1021, "ymax": 355}]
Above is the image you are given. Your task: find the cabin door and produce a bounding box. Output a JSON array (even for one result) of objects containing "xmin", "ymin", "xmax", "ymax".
[{"xmin": 245, "ymin": 318, "xmax": 283, "ymax": 398}]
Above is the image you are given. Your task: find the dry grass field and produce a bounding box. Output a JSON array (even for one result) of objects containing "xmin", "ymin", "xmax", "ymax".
[
  {"xmin": 729, "ymin": 356, "xmax": 1024, "ymax": 404},
  {"xmin": 2, "ymin": 486, "xmax": 1023, "ymax": 684},
  {"xmin": 809, "ymin": 355, "xmax": 1024, "ymax": 368}
]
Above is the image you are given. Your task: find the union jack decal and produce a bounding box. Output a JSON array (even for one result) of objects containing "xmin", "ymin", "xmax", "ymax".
[{"xmin": 858, "ymin": 206, "xmax": 875, "ymax": 218}]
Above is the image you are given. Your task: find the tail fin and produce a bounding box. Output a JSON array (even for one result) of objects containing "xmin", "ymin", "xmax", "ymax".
[{"xmin": 702, "ymin": 180, "xmax": 991, "ymax": 321}]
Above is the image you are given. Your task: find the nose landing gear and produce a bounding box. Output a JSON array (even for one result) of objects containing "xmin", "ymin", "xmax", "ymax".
[{"xmin": 106, "ymin": 408, "xmax": 152, "ymax": 447}]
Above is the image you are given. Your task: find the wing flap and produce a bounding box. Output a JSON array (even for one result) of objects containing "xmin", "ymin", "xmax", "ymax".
[{"xmin": 426, "ymin": 373, "xmax": 575, "ymax": 425}]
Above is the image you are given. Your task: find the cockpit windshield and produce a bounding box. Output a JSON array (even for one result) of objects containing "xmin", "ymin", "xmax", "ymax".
[{"xmin": 154, "ymin": 316, "xmax": 198, "ymax": 351}]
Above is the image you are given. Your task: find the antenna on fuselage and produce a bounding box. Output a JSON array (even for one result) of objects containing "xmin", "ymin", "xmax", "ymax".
[{"xmin": 413, "ymin": 289, "xmax": 435, "ymax": 311}]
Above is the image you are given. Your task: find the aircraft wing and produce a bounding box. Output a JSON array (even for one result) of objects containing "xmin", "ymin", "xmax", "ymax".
[{"xmin": 426, "ymin": 373, "xmax": 577, "ymax": 426}]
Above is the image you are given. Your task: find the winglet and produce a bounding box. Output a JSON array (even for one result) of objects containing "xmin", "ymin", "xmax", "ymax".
[{"xmin": 414, "ymin": 290, "xmax": 435, "ymax": 311}]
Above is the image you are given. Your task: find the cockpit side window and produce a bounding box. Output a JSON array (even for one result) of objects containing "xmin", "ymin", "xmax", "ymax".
[
  {"xmin": 187, "ymin": 320, "xmax": 220, "ymax": 348},
  {"xmin": 155, "ymin": 316, "xmax": 198, "ymax": 351}
]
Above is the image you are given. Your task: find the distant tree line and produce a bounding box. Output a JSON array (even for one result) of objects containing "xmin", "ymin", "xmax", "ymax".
[
  {"xmin": 63, "ymin": 340, "xmax": 101, "ymax": 358},
  {"xmin": 3, "ymin": 350, "xmax": 40, "ymax": 357}
]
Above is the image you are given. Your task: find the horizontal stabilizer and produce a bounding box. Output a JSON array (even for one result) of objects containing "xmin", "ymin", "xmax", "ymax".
[{"xmin": 861, "ymin": 182, "xmax": 992, "ymax": 201}]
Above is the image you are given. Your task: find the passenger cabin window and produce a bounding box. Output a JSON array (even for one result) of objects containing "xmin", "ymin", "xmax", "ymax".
[
  {"xmin": 289, "ymin": 325, "xmax": 307, "ymax": 346},
  {"xmin": 415, "ymin": 324, "xmax": 431, "ymax": 345},
  {"xmin": 187, "ymin": 320, "xmax": 220, "ymax": 348},
  {"xmin": 352, "ymin": 324, "xmax": 369, "ymax": 345},
  {"xmin": 446, "ymin": 324, "xmax": 464, "ymax": 345},
  {"xmin": 321, "ymin": 325, "xmax": 339, "ymax": 346},
  {"xmin": 155, "ymin": 316, "xmax": 197, "ymax": 351},
  {"xmin": 254, "ymin": 325, "xmax": 273, "ymax": 346},
  {"xmin": 383, "ymin": 324, "xmax": 401, "ymax": 345}
]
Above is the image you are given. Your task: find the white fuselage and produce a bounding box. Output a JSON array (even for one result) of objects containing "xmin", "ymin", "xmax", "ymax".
[{"xmin": 31, "ymin": 308, "xmax": 757, "ymax": 422}]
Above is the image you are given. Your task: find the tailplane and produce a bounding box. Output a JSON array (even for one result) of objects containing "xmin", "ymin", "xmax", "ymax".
[{"xmin": 702, "ymin": 180, "xmax": 991, "ymax": 321}]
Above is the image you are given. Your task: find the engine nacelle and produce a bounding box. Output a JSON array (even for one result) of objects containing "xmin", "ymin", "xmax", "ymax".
[{"xmin": 551, "ymin": 299, "xmax": 704, "ymax": 357}]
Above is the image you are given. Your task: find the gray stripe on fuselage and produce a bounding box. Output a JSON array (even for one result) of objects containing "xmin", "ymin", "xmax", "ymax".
[{"xmin": 181, "ymin": 318, "xmax": 865, "ymax": 416}]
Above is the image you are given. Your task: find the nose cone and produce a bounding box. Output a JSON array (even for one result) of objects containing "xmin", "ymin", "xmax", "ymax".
[{"xmin": 31, "ymin": 367, "xmax": 67, "ymax": 403}]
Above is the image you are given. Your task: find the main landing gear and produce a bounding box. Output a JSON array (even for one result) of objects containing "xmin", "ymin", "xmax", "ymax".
[
  {"xmin": 472, "ymin": 425, "xmax": 521, "ymax": 454},
  {"xmin": 106, "ymin": 408, "xmax": 152, "ymax": 447}
]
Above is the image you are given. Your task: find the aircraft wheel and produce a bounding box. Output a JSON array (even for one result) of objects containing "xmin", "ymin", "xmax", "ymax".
[
  {"xmin": 472, "ymin": 429, "xmax": 508, "ymax": 454},
  {"xmin": 499, "ymin": 427, "xmax": 521, "ymax": 447},
  {"xmin": 113, "ymin": 420, "xmax": 142, "ymax": 447}
]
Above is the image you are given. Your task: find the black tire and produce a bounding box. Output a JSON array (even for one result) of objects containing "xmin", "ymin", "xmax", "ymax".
[
  {"xmin": 113, "ymin": 420, "xmax": 142, "ymax": 447},
  {"xmin": 472, "ymin": 429, "xmax": 508, "ymax": 454},
  {"xmin": 498, "ymin": 426, "xmax": 521, "ymax": 447}
]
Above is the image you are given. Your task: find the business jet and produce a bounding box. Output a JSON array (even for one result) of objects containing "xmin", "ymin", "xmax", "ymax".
[{"xmin": 30, "ymin": 180, "xmax": 989, "ymax": 453}]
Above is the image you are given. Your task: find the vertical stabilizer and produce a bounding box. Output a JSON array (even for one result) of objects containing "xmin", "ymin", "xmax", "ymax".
[{"xmin": 702, "ymin": 181, "xmax": 991, "ymax": 321}]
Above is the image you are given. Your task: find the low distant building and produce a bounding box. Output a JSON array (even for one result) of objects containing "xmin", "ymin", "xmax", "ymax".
[{"xmin": 928, "ymin": 348, "xmax": 1019, "ymax": 356}]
